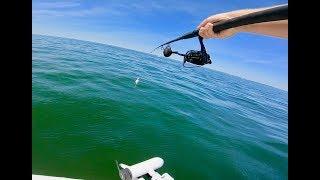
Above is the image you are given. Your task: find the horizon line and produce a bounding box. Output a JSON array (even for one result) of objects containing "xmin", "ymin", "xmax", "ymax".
[{"xmin": 32, "ymin": 33, "xmax": 288, "ymax": 92}]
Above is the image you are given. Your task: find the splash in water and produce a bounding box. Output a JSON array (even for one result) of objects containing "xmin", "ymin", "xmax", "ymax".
[{"xmin": 134, "ymin": 78, "xmax": 140, "ymax": 87}]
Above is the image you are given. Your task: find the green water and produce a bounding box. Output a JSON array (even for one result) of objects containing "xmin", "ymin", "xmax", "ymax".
[{"xmin": 32, "ymin": 34, "xmax": 288, "ymax": 179}]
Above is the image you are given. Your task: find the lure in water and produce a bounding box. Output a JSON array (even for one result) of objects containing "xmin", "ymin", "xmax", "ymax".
[{"xmin": 134, "ymin": 77, "xmax": 140, "ymax": 86}]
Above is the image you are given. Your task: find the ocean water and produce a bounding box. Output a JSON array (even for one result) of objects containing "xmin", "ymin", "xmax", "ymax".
[{"xmin": 32, "ymin": 34, "xmax": 288, "ymax": 180}]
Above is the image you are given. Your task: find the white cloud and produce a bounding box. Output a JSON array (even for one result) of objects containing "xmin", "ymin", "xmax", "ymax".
[
  {"xmin": 33, "ymin": 7, "xmax": 124, "ymax": 18},
  {"xmin": 35, "ymin": 1, "xmax": 81, "ymax": 9},
  {"xmin": 33, "ymin": 0, "xmax": 213, "ymax": 19}
]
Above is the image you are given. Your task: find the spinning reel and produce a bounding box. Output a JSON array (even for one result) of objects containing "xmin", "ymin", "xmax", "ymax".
[{"xmin": 162, "ymin": 36, "xmax": 211, "ymax": 67}]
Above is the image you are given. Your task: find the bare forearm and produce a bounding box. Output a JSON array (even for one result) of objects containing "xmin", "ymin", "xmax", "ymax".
[
  {"xmin": 231, "ymin": 6, "xmax": 288, "ymax": 38},
  {"xmin": 238, "ymin": 20, "xmax": 288, "ymax": 38},
  {"xmin": 198, "ymin": 4, "xmax": 288, "ymax": 39}
]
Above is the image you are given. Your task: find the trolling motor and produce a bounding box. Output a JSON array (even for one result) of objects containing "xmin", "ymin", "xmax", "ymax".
[
  {"xmin": 152, "ymin": 4, "xmax": 288, "ymax": 67},
  {"xmin": 163, "ymin": 36, "xmax": 211, "ymax": 67}
]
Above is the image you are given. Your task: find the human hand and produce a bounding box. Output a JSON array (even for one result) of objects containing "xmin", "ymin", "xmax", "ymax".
[{"xmin": 197, "ymin": 10, "xmax": 253, "ymax": 39}]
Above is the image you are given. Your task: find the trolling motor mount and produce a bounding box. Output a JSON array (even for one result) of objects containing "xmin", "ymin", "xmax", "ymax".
[
  {"xmin": 163, "ymin": 36, "xmax": 211, "ymax": 67},
  {"xmin": 116, "ymin": 157, "xmax": 174, "ymax": 180}
]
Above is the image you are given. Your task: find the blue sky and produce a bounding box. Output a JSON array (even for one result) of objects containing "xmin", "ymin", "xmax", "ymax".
[{"xmin": 32, "ymin": 0, "xmax": 288, "ymax": 91}]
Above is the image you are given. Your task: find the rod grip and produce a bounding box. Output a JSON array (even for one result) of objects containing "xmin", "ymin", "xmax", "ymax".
[{"xmin": 212, "ymin": 4, "xmax": 288, "ymax": 33}]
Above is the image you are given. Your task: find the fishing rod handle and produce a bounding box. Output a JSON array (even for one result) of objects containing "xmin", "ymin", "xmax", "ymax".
[{"xmin": 212, "ymin": 4, "xmax": 288, "ymax": 33}]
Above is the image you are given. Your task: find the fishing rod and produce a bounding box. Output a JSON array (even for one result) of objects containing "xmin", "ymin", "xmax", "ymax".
[{"xmin": 152, "ymin": 4, "xmax": 288, "ymax": 67}]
